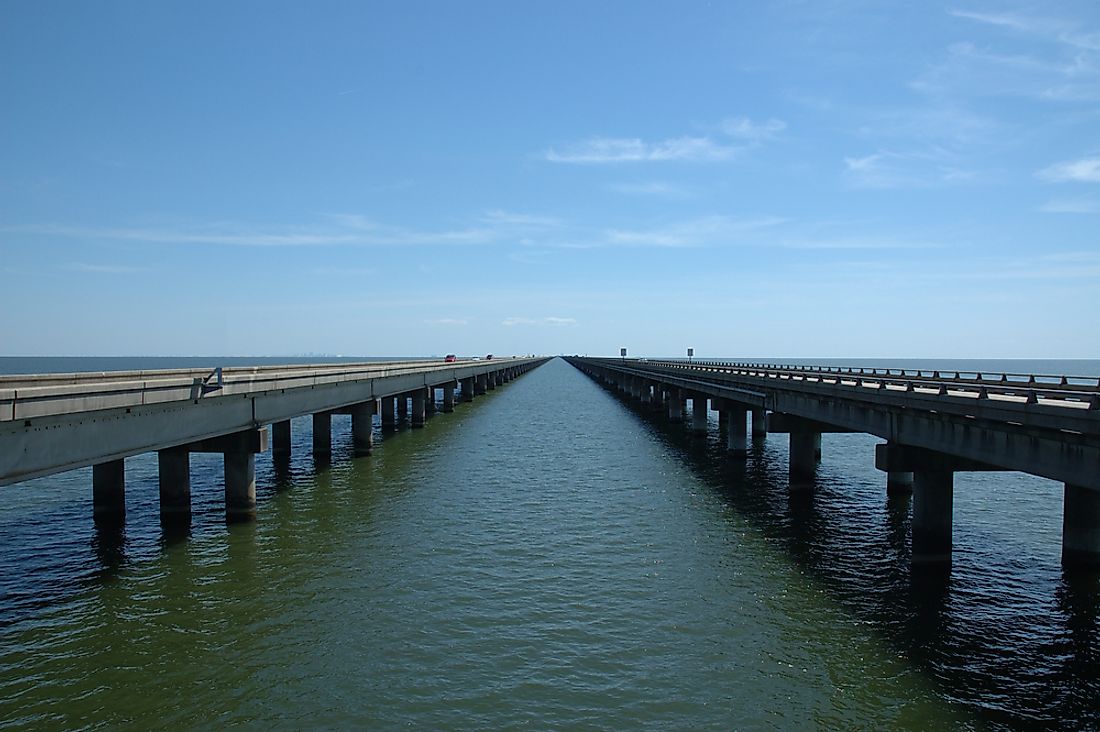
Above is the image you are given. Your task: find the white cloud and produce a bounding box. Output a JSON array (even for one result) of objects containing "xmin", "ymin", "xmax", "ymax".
[
  {"xmin": 8, "ymin": 218, "xmax": 501, "ymax": 248},
  {"xmin": 425, "ymin": 318, "xmax": 469, "ymax": 326},
  {"xmin": 545, "ymin": 135, "xmax": 739, "ymax": 163},
  {"xmin": 720, "ymin": 116, "xmax": 786, "ymax": 140},
  {"xmin": 606, "ymin": 181, "xmax": 692, "ymax": 198},
  {"xmin": 843, "ymin": 149, "xmax": 980, "ymax": 189},
  {"xmin": 1038, "ymin": 156, "xmax": 1100, "ymax": 182},
  {"xmin": 501, "ymin": 316, "xmax": 577, "ymax": 327},
  {"xmin": 604, "ymin": 215, "xmax": 785, "ymax": 248},
  {"xmin": 544, "ymin": 115, "xmax": 787, "ymax": 164},
  {"xmin": 66, "ymin": 262, "xmax": 148, "ymax": 274},
  {"xmin": 480, "ymin": 210, "xmax": 562, "ymax": 227},
  {"xmin": 1039, "ymin": 197, "xmax": 1100, "ymax": 213},
  {"xmin": 916, "ymin": 10, "xmax": 1100, "ymax": 100}
]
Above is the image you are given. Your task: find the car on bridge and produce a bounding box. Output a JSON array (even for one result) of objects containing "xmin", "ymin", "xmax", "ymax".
[{"xmin": 444, "ymin": 354, "xmax": 457, "ymax": 363}]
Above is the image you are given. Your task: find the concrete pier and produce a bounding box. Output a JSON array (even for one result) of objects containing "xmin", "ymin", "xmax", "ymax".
[
  {"xmin": 668, "ymin": 387, "xmax": 684, "ymax": 421},
  {"xmin": 443, "ymin": 382, "xmax": 456, "ymax": 412},
  {"xmin": 475, "ymin": 374, "xmax": 487, "ymax": 395},
  {"xmin": 92, "ymin": 459, "xmax": 125, "ymax": 520},
  {"xmin": 224, "ymin": 451, "xmax": 256, "ymax": 520},
  {"xmin": 381, "ymin": 396, "xmax": 396, "ymax": 429},
  {"xmin": 460, "ymin": 377, "xmax": 474, "ymax": 402},
  {"xmin": 789, "ymin": 432, "xmax": 818, "ymax": 487},
  {"xmin": 313, "ymin": 412, "xmax": 332, "ymax": 456},
  {"xmin": 350, "ymin": 401, "xmax": 375, "ymax": 455},
  {"xmin": 751, "ymin": 409, "xmax": 766, "ymax": 438},
  {"xmin": 272, "ymin": 420, "xmax": 291, "ymax": 457},
  {"xmin": 425, "ymin": 388, "xmax": 437, "ymax": 415},
  {"xmin": 690, "ymin": 394, "xmax": 708, "ymax": 433},
  {"xmin": 158, "ymin": 447, "xmax": 191, "ymax": 516},
  {"xmin": 912, "ymin": 470, "xmax": 954, "ymax": 563},
  {"xmin": 396, "ymin": 395, "xmax": 408, "ymax": 421},
  {"xmin": 1063, "ymin": 484, "xmax": 1100, "ymax": 566},
  {"xmin": 887, "ymin": 470, "xmax": 914, "ymax": 495},
  {"xmin": 726, "ymin": 407, "xmax": 748, "ymax": 456},
  {"xmin": 411, "ymin": 389, "xmax": 426, "ymax": 428}
]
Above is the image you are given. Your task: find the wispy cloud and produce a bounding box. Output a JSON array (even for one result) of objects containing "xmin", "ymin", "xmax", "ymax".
[
  {"xmin": 545, "ymin": 136, "xmax": 739, "ymax": 163},
  {"xmin": 1037, "ymin": 156, "xmax": 1100, "ymax": 182},
  {"xmin": 843, "ymin": 149, "xmax": 979, "ymax": 189},
  {"xmin": 606, "ymin": 181, "xmax": 692, "ymax": 198},
  {"xmin": 916, "ymin": 10, "xmax": 1100, "ymax": 101},
  {"xmin": 66, "ymin": 262, "xmax": 148, "ymax": 274},
  {"xmin": 501, "ymin": 316, "xmax": 577, "ymax": 326},
  {"xmin": 545, "ymin": 116, "xmax": 786, "ymax": 164},
  {"xmin": 720, "ymin": 117, "xmax": 786, "ymax": 140},
  {"xmin": 425, "ymin": 318, "xmax": 469, "ymax": 326},
  {"xmin": 8, "ymin": 217, "xmax": 501, "ymax": 248},
  {"xmin": 603, "ymin": 215, "xmax": 785, "ymax": 248},
  {"xmin": 480, "ymin": 209, "xmax": 562, "ymax": 227},
  {"xmin": 1039, "ymin": 197, "xmax": 1100, "ymax": 213}
]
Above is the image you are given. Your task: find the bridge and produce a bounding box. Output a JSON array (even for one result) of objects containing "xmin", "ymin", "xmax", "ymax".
[
  {"xmin": 564, "ymin": 357, "xmax": 1100, "ymax": 567},
  {"xmin": 0, "ymin": 357, "xmax": 548, "ymax": 520}
]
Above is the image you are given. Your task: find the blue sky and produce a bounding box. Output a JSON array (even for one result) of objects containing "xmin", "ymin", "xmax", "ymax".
[{"xmin": 2, "ymin": 1, "xmax": 1098, "ymax": 358}]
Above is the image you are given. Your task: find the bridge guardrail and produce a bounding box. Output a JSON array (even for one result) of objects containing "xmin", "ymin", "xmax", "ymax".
[{"xmin": 0, "ymin": 358, "xmax": 536, "ymax": 423}]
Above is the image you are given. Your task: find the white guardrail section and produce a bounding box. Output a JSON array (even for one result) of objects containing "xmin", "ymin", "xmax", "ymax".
[
  {"xmin": 0, "ymin": 359, "xmax": 519, "ymax": 423},
  {"xmin": 635, "ymin": 359, "xmax": 1100, "ymax": 412}
]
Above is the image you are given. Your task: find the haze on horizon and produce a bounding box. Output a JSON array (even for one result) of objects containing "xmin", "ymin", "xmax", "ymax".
[{"xmin": 2, "ymin": 2, "xmax": 1098, "ymax": 359}]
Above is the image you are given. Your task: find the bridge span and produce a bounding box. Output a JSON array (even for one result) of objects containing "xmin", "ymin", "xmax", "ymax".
[
  {"xmin": 1, "ymin": 357, "xmax": 549, "ymax": 520},
  {"xmin": 565, "ymin": 357, "xmax": 1100, "ymax": 567}
]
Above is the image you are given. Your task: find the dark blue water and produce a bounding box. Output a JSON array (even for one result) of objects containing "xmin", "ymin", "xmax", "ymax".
[{"xmin": 0, "ymin": 357, "xmax": 1097, "ymax": 729}]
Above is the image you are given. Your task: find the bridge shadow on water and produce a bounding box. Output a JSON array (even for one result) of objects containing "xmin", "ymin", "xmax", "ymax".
[{"xmin": 603, "ymin": 386, "xmax": 1100, "ymax": 730}]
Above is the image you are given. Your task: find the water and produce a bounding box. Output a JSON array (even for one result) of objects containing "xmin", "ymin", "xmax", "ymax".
[{"xmin": 1, "ymin": 358, "xmax": 1098, "ymax": 729}]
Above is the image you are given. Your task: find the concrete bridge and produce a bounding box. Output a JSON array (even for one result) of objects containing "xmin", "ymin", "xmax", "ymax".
[
  {"xmin": 564, "ymin": 357, "xmax": 1100, "ymax": 567},
  {"xmin": 0, "ymin": 357, "xmax": 548, "ymax": 520}
]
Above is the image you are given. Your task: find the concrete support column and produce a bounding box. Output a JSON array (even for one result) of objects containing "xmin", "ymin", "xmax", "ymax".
[
  {"xmin": 639, "ymin": 382, "xmax": 652, "ymax": 404},
  {"xmin": 475, "ymin": 374, "xmax": 487, "ymax": 395},
  {"xmin": 726, "ymin": 408, "xmax": 748, "ymax": 456},
  {"xmin": 813, "ymin": 432, "xmax": 822, "ymax": 461},
  {"xmin": 351, "ymin": 401, "xmax": 375, "ymax": 455},
  {"xmin": 443, "ymin": 382, "xmax": 456, "ymax": 412},
  {"xmin": 158, "ymin": 447, "xmax": 191, "ymax": 517},
  {"xmin": 912, "ymin": 470, "xmax": 953, "ymax": 563},
  {"xmin": 667, "ymin": 388, "xmax": 684, "ymax": 421},
  {"xmin": 313, "ymin": 412, "xmax": 332, "ymax": 455},
  {"xmin": 1063, "ymin": 483, "xmax": 1100, "ymax": 567},
  {"xmin": 460, "ymin": 377, "xmax": 475, "ymax": 402},
  {"xmin": 272, "ymin": 420, "xmax": 292, "ymax": 457},
  {"xmin": 690, "ymin": 394, "xmax": 709, "ymax": 433},
  {"xmin": 789, "ymin": 432, "xmax": 819, "ymax": 487},
  {"xmin": 751, "ymin": 409, "xmax": 767, "ymax": 438},
  {"xmin": 396, "ymin": 395, "xmax": 408, "ymax": 421},
  {"xmin": 92, "ymin": 459, "xmax": 126, "ymax": 520},
  {"xmin": 425, "ymin": 387, "xmax": 437, "ymax": 415},
  {"xmin": 224, "ymin": 452, "xmax": 257, "ymax": 520},
  {"xmin": 381, "ymin": 396, "xmax": 396, "ymax": 428},
  {"xmin": 487, "ymin": 372, "xmax": 497, "ymax": 390},
  {"xmin": 411, "ymin": 389, "xmax": 426, "ymax": 428},
  {"xmin": 887, "ymin": 471, "xmax": 914, "ymax": 495}
]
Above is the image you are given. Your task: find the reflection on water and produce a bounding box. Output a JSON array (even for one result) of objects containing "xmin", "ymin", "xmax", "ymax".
[{"xmin": 0, "ymin": 358, "xmax": 1096, "ymax": 729}]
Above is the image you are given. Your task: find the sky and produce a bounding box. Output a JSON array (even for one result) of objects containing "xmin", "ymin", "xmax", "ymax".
[{"xmin": 1, "ymin": 1, "xmax": 1098, "ymax": 358}]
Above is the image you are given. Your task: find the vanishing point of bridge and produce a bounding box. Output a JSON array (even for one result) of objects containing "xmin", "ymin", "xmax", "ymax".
[{"xmin": 565, "ymin": 357, "xmax": 1100, "ymax": 567}]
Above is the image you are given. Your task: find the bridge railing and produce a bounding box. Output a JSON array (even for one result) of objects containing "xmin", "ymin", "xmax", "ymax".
[
  {"xmin": 594, "ymin": 358, "xmax": 1100, "ymax": 412},
  {"xmin": 0, "ymin": 358, "xmax": 530, "ymax": 423}
]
